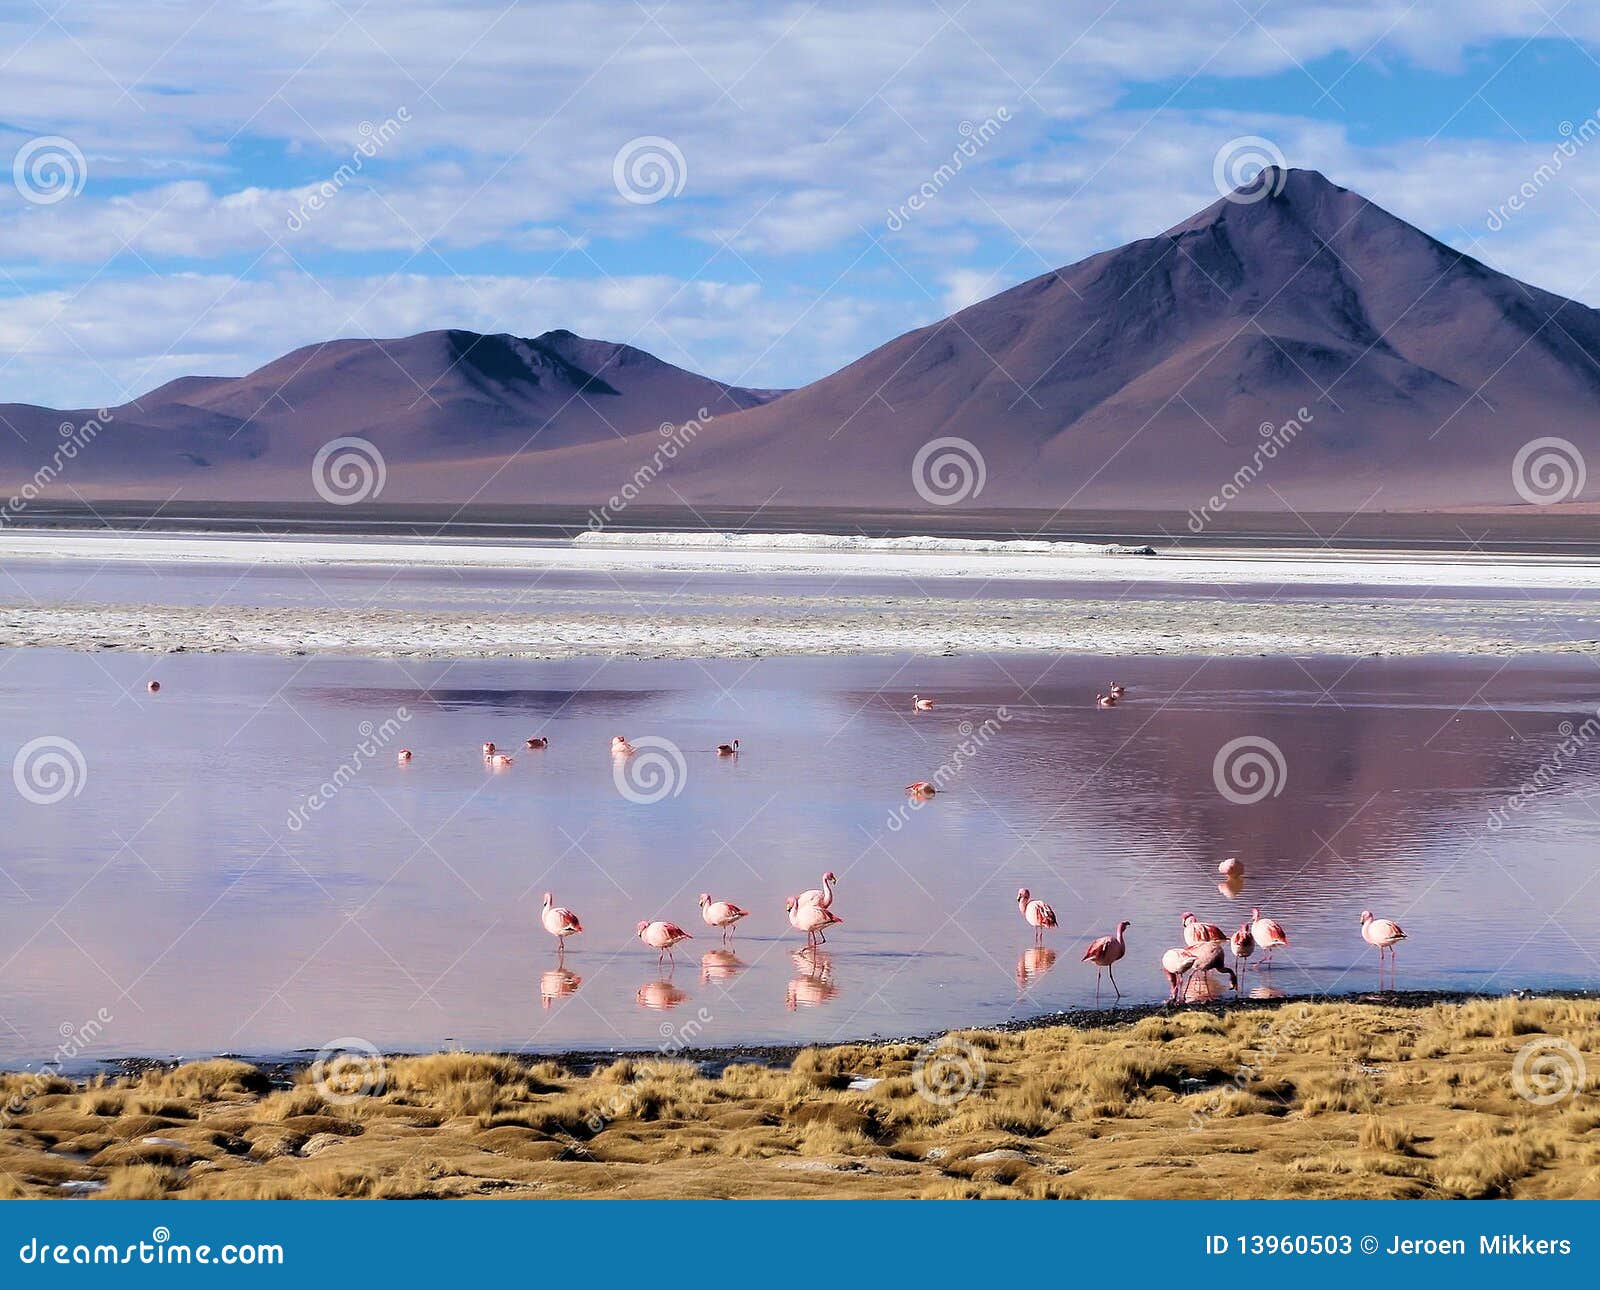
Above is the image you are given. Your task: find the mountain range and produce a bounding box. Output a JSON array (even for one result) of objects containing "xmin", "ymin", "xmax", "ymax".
[{"xmin": 5, "ymin": 167, "xmax": 1598, "ymax": 513}]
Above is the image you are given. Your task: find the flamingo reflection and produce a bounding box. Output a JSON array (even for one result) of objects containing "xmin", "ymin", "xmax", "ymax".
[
  {"xmin": 1015, "ymin": 945, "xmax": 1058, "ymax": 990},
  {"xmin": 635, "ymin": 977, "xmax": 690, "ymax": 1011},
  {"xmin": 699, "ymin": 949, "xmax": 748, "ymax": 984},
  {"xmin": 539, "ymin": 966, "xmax": 582, "ymax": 1010},
  {"xmin": 785, "ymin": 948, "xmax": 840, "ymax": 1011}
]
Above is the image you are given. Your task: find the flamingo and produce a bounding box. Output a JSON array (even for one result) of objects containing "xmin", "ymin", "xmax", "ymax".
[
  {"xmin": 1096, "ymin": 693, "xmax": 1118, "ymax": 708},
  {"xmin": 488, "ymin": 752, "xmax": 514, "ymax": 768},
  {"xmin": 699, "ymin": 892, "xmax": 749, "ymax": 941},
  {"xmin": 525, "ymin": 737, "xmax": 549, "ymax": 749},
  {"xmin": 397, "ymin": 748, "xmax": 413, "ymax": 764},
  {"xmin": 1249, "ymin": 907, "xmax": 1290, "ymax": 965},
  {"xmin": 611, "ymin": 735, "xmax": 635, "ymax": 756},
  {"xmin": 1184, "ymin": 939, "xmax": 1239, "ymax": 996},
  {"xmin": 715, "ymin": 739, "xmax": 740, "ymax": 757},
  {"xmin": 1016, "ymin": 887, "xmax": 1059, "ymax": 942},
  {"xmin": 1108, "ymin": 682, "xmax": 1126, "ymax": 698},
  {"xmin": 1181, "ymin": 911, "xmax": 1226, "ymax": 946},
  {"xmin": 1082, "ymin": 920, "xmax": 1130, "ymax": 999},
  {"xmin": 786, "ymin": 895, "xmax": 842, "ymax": 948},
  {"xmin": 1218, "ymin": 856, "xmax": 1243, "ymax": 878},
  {"xmin": 1230, "ymin": 921, "xmax": 1255, "ymax": 973},
  {"xmin": 637, "ymin": 919, "xmax": 693, "ymax": 964},
  {"xmin": 146, "ymin": 680, "xmax": 161, "ymax": 693},
  {"xmin": 1161, "ymin": 947, "xmax": 1197, "ymax": 1002},
  {"xmin": 906, "ymin": 781, "xmax": 937, "ymax": 797},
  {"xmin": 1361, "ymin": 910, "xmax": 1407, "ymax": 980},
  {"xmin": 798, "ymin": 870, "xmax": 836, "ymax": 910},
  {"xmin": 541, "ymin": 892, "xmax": 583, "ymax": 955},
  {"xmin": 481, "ymin": 742, "xmax": 497, "ymax": 757},
  {"xmin": 912, "ymin": 694, "xmax": 936, "ymax": 711}
]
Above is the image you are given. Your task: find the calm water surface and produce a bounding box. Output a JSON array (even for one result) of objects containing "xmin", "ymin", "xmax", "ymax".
[{"xmin": 2, "ymin": 644, "xmax": 1599, "ymax": 1066}]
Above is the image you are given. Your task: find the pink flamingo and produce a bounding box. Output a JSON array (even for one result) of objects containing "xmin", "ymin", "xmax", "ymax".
[
  {"xmin": 1230, "ymin": 921, "xmax": 1255, "ymax": 972},
  {"xmin": 906, "ymin": 780, "xmax": 937, "ymax": 797},
  {"xmin": 786, "ymin": 895, "xmax": 842, "ymax": 948},
  {"xmin": 699, "ymin": 892, "xmax": 749, "ymax": 942},
  {"xmin": 1218, "ymin": 856, "xmax": 1243, "ymax": 878},
  {"xmin": 1249, "ymin": 907, "xmax": 1290, "ymax": 965},
  {"xmin": 488, "ymin": 752, "xmax": 514, "ymax": 769},
  {"xmin": 146, "ymin": 680, "xmax": 161, "ymax": 693},
  {"xmin": 525, "ymin": 737, "xmax": 549, "ymax": 749},
  {"xmin": 1096, "ymin": 693, "xmax": 1118, "ymax": 708},
  {"xmin": 715, "ymin": 740, "xmax": 740, "ymax": 757},
  {"xmin": 636, "ymin": 919, "xmax": 693, "ymax": 964},
  {"xmin": 541, "ymin": 892, "xmax": 583, "ymax": 956},
  {"xmin": 1161, "ymin": 947, "xmax": 1197, "ymax": 1001},
  {"xmin": 912, "ymin": 694, "xmax": 936, "ymax": 711},
  {"xmin": 1108, "ymin": 682, "xmax": 1126, "ymax": 697},
  {"xmin": 1184, "ymin": 939, "xmax": 1239, "ymax": 996},
  {"xmin": 611, "ymin": 735, "xmax": 635, "ymax": 756},
  {"xmin": 798, "ymin": 870, "xmax": 836, "ymax": 909},
  {"xmin": 397, "ymin": 748, "xmax": 413, "ymax": 764},
  {"xmin": 1016, "ymin": 887, "xmax": 1058, "ymax": 942},
  {"xmin": 1181, "ymin": 912, "xmax": 1226, "ymax": 946},
  {"xmin": 1361, "ymin": 910, "xmax": 1407, "ymax": 983},
  {"xmin": 481, "ymin": 742, "xmax": 497, "ymax": 756},
  {"xmin": 1082, "ymin": 920, "xmax": 1130, "ymax": 999}
]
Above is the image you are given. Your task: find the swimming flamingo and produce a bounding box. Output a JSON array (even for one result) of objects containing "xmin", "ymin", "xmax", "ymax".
[
  {"xmin": 1082, "ymin": 920, "xmax": 1130, "ymax": 999},
  {"xmin": 1016, "ymin": 887, "xmax": 1058, "ymax": 942},
  {"xmin": 912, "ymin": 694, "xmax": 936, "ymax": 711},
  {"xmin": 786, "ymin": 895, "xmax": 842, "ymax": 948},
  {"xmin": 1361, "ymin": 910, "xmax": 1407, "ymax": 978},
  {"xmin": 798, "ymin": 870, "xmax": 836, "ymax": 909},
  {"xmin": 1218, "ymin": 856, "xmax": 1243, "ymax": 878},
  {"xmin": 715, "ymin": 740, "xmax": 740, "ymax": 757},
  {"xmin": 488, "ymin": 752, "xmax": 514, "ymax": 768},
  {"xmin": 1230, "ymin": 921, "xmax": 1255, "ymax": 972},
  {"xmin": 637, "ymin": 919, "xmax": 693, "ymax": 964},
  {"xmin": 611, "ymin": 735, "xmax": 635, "ymax": 756},
  {"xmin": 397, "ymin": 748, "xmax": 413, "ymax": 764},
  {"xmin": 146, "ymin": 680, "xmax": 161, "ymax": 693},
  {"xmin": 1161, "ymin": 947, "xmax": 1197, "ymax": 1001},
  {"xmin": 541, "ymin": 892, "xmax": 583, "ymax": 955},
  {"xmin": 906, "ymin": 781, "xmax": 937, "ymax": 797},
  {"xmin": 1249, "ymin": 907, "xmax": 1290, "ymax": 965},
  {"xmin": 699, "ymin": 892, "xmax": 749, "ymax": 941},
  {"xmin": 1181, "ymin": 912, "xmax": 1226, "ymax": 945},
  {"xmin": 525, "ymin": 737, "xmax": 549, "ymax": 749},
  {"xmin": 1096, "ymin": 693, "xmax": 1118, "ymax": 708}
]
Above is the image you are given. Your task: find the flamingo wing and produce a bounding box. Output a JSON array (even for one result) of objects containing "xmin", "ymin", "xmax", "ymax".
[
  {"xmin": 1036, "ymin": 901, "xmax": 1058, "ymax": 928},
  {"xmin": 1082, "ymin": 936, "xmax": 1112, "ymax": 962}
]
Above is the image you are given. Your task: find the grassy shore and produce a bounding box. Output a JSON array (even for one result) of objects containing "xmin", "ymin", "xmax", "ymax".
[{"xmin": 2, "ymin": 999, "xmax": 1596, "ymax": 1199}]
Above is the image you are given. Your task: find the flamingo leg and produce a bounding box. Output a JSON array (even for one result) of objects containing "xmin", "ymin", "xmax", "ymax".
[{"xmin": 1108, "ymin": 964, "xmax": 1121, "ymax": 998}]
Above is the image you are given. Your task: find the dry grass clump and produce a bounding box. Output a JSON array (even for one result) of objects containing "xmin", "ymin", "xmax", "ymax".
[{"xmin": 0, "ymin": 1000, "xmax": 1595, "ymax": 1199}]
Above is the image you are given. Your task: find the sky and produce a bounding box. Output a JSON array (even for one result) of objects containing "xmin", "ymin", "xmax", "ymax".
[{"xmin": 4, "ymin": 0, "xmax": 1600, "ymax": 409}]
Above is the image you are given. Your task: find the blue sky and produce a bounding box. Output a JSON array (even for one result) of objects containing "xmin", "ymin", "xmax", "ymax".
[{"xmin": 4, "ymin": 0, "xmax": 1600, "ymax": 407}]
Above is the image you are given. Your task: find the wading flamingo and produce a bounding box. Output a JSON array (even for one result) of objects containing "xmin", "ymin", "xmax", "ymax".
[
  {"xmin": 906, "ymin": 781, "xmax": 937, "ymax": 797},
  {"xmin": 611, "ymin": 735, "xmax": 635, "ymax": 756},
  {"xmin": 1230, "ymin": 921, "xmax": 1255, "ymax": 972},
  {"xmin": 397, "ymin": 748, "xmax": 413, "ymax": 764},
  {"xmin": 798, "ymin": 870, "xmax": 836, "ymax": 909},
  {"xmin": 1184, "ymin": 939, "xmax": 1239, "ymax": 997},
  {"xmin": 637, "ymin": 919, "xmax": 693, "ymax": 964},
  {"xmin": 1016, "ymin": 887, "xmax": 1059, "ymax": 942},
  {"xmin": 1361, "ymin": 910, "xmax": 1407, "ymax": 984},
  {"xmin": 1249, "ymin": 908, "xmax": 1290, "ymax": 965},
  {"xmin": 699, "ymin": 892, "xmax": 750, "ymax": 941},
  {"xmin": 541, "ymin": 892, "xmax": 583, "ymax": 955},
  {"xmin": 1082, "ymin": 920, "xmax": 1130, "ymax": 999},
  {"xmin": 786, "ymin": 895, "xmax": 842, "ymax": 948},
  {"xmin": 525, "ymin": 737, "xmax": 549, "ymax": 749},
  {"xmin": 481, "ymin": 742, "xmax": 497, "ymax": 756},
  {"xmin": 912, "ymin": 694, "xmax": 936, "ymax": 711},
  {"xmin": 1181, "ymin": 912, "xmax": 1226, "ymax": 946},
  {"xmin": 1161, "ymin": 947, "xmax": 1197, "ymax": 1002},
  {"xmin": 715, "ymin": 740, "xmax": 740, "ymax": 757}
]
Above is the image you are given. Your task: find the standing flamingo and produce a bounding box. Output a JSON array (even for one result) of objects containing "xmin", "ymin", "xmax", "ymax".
[
  {"xmin": 1181, "ymin": 912, "xmax": 1226, "ymax": 946},
  {"xmin": 541, "ymin": 892, "xmax": 583, "ymax": 956},
  {"xmin": 1161, "ymin": 947, "xmax": 1197, "ymax": 1002},
  {"xmin": 1184, "ymin": 939, "xmax": 1239, "ymax": 997},
  {"xmin": 1230, "ymin": 921, "xmax": 1255, "ymax": 973},
  {"xmin": 636, "ymin": 919, "xmax": 693, "ymax": 964},
  {"xmin": 786, "ymin": 895, "xmax": 842, "ymax": 948},
  {"xmin": 1016, "ymin": 888, "xmax": 1059, "ymax": 943},
  {"xmin": 1249, "ymin": 907, "xmax": 1290, "ymax": 965},
  {"xmin": 798, "ymin": 871, "xmax": 837, "ymax": 909},
  {"xmin": 1361, "ymin": 910, "xmax": 1407, "ymax": 984},
  {"xmin": 912, "ymin": 694, "xmax": 936, "ymax": 711},
  {"xmin": 481, "ymin": 742, "xmax": 497, "ymax": 757},
  {"xmin": 699, "ymin": 892, "xmax": 749, "ymax": 942},
  {"xmin": 1082, "ymin": 920, "xmax": 1130, "ymax": 999}
]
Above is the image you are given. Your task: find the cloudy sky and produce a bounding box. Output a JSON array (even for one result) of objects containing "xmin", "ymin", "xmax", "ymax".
[{"xmin": 4, "ymin": 0, "xmax": 1600, "ymax": 408}]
